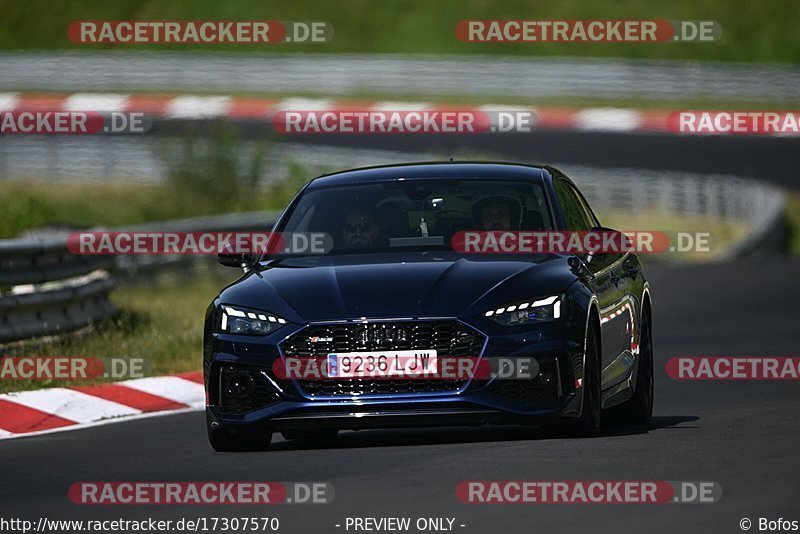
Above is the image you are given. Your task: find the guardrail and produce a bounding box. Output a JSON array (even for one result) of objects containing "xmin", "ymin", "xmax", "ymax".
[
  {"xmin": 0, "ymin": 211, "xmax": 278, "ymax": 345},
  {"xmin": 0, "ymin": 238, "xmax": 115, "ymax": 343},
  {"xmin": 0, "ymin": 171, "xmax": 786, "ymax": 345},
  {"xmin": 569, "ymin": 169, "xmax": 787, "ymax": 260}
]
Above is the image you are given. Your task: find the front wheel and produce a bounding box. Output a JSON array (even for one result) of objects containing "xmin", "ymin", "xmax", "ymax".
[
  {"xmin": 567, "ymin": 320, "xmax": 602, "ymax": 436},
  {"xmin": 611, "ymin": 308, "xmax": 654, "ymax": 425}
]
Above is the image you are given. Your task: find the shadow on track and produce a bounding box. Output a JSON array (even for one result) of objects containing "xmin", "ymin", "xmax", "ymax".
[{"xmin": 268, "ymin": 415, "xmax": 699, "ymax": 452}]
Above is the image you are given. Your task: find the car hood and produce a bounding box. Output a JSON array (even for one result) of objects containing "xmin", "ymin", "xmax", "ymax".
[{"xmin": 218, "ymin": 253, "xmax": 576, "ymax": 323}]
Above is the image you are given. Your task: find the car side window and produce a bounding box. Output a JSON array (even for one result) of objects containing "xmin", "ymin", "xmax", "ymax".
[
  {"xmin": 573, "ymin": 187, "xmax": 600, "ymax": 229},
  {"xmin": 555, "ymin": 180, "xmax": 592, "ymax": 231}
]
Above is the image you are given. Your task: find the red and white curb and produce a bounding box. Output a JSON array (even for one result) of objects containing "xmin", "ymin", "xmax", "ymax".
[
  {"xmin": 0, "ymin": 371, "xmax": 204, "ymax": 440},
  {"xmin": 0, "ymin": 91, "xmax": 672, "ymax": 134}
]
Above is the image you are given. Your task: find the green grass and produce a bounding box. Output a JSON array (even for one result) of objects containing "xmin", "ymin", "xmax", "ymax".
[
  {"xmin": 600, "ymin": 209, "xmax": 750, "ymax": 262},
  {"xmin": 0, "ymin": 0, "xmax": 798, "ymax": 63},
  {"xmin": 0, "ymin": 157, "xmax": 311, "ymax": 239},
  {"xmin": 0, "ymin": 181, "xmax": 182, "ymax": 238}
]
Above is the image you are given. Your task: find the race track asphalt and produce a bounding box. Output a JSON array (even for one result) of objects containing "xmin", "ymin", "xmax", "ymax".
[{"xmin": 2, "ymin": 257, "xmax": 798, "ymax": 534}]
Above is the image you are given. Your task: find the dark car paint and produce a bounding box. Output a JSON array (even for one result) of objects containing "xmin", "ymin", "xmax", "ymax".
[{"xmin": 204, "ymin": 162, "xmax": 651, "ymax": 432}]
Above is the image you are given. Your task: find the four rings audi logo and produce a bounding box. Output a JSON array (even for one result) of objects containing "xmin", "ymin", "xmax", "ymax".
[
  {"xmin": 354, "ymin": 325, "xmax": 410, "ymax": 346},
  {"xmin": 308, "ymin": 326, "xmax": 411, "ymax": 346}
]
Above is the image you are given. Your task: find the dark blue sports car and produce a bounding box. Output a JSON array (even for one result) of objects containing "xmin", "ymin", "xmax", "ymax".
[{"xmin": 204, "ymin": 162, "xmax": 653, "ymax": 451}]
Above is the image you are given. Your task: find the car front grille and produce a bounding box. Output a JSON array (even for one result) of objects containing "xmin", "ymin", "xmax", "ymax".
[{"xmin": 280, "ymin": 320, "xmax": 486, "ymax": 397}]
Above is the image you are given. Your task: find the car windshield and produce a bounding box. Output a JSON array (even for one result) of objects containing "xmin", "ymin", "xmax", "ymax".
[{"xmin": 271, "ymin": 178, "xmax": 553, "ymax": 257}]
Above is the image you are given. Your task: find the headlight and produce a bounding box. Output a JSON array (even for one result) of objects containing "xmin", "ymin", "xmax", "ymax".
[
  {"xmin": 484, "ymin": 295, "xmax": 563, "ymax": 326},
  {"xmin": 218, "ymin": 305, "xmax": 287, "ymax": 335}
]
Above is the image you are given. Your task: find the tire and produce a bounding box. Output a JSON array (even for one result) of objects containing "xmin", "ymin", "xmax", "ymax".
[
  {"xmin": 612, "ymin": 307, "xmax": 654, "ymax": 425},
  {"xmin": 567, "ymin": 319, "xmax": 602, "ymax": 436},
  {"xmin": 207, "ymin": 412, "xmax": 272, "ymax": 452},
  {"xmin": 281, "ymin": 429, "xmax": 338, "ymax": 441}
]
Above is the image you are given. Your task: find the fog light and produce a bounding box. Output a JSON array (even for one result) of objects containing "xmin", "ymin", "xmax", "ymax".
[{"xmin": 224, "ymin": 369, "xmax": 255, "ymax": 399}]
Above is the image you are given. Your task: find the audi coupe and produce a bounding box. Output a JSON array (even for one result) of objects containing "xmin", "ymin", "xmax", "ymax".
[{"xmin": 204, "ymin": 162, "xmax": 653, "ymax": 451}]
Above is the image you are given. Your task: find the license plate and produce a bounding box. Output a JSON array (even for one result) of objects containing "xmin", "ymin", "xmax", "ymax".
[{"xmin": 327, "ymin": 350, "xmax": 438, "ymax": 378}]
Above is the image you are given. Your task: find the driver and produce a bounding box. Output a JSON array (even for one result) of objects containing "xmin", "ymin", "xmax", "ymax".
[
  {"xmin": 341, "ymin": 209, "xmax": 382, "ymax": 248},
  {"xmin": 472, "ymin": 195, "xmax": 523, "ymax": 231}
]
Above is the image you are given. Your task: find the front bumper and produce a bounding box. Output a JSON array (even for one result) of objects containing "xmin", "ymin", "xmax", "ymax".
[{"xmin": 204, "ymin": 316, "xmax": 586, "ymax": 432}]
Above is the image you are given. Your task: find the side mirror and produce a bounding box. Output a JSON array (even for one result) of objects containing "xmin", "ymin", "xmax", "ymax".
[
  {"xmin": 217, "ymin": 239, "xmax": 252, "ymax": 268},
  {"xmin": 568, "ymin": 255, "xmax": 594, "ymax": 279}
]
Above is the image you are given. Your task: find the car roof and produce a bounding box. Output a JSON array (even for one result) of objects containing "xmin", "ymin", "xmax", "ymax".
[{"xmin": 306, "ymin": 161, "xmax": 555, "ymax": 189}]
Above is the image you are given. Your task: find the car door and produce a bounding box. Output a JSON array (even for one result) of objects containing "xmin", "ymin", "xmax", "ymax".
[{"xmin": 554, "ymin": 179, "xmax": 630, "ymax": 390}]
